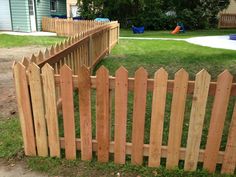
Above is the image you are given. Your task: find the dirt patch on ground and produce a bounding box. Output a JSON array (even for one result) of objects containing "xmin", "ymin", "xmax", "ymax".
[
  {"xmin": 0, "ymin": 159, "xmax": 47, "ymax": 177},
  {"xmin": 0, "ymin": 46, "xmax": 47, "ymax": 118}
]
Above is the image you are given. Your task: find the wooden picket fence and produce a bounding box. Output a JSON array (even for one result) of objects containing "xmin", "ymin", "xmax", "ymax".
[
  {"xmin": 42, "ymin": 17, "xmax": 110, "ymax": 36},
  {"xmin": 12, "ymin": 15, "xmax": 236, "ymax": 175},
  {"xmin": 21, "ymin": 21, "xmax": 119, "ymax": 75},
  {"xmin": 218, "ymin": 13, "xmax": 236, "ymax": 28},
  {"xmin": 13, "ymin": 63, "xmax": 236, "ymax": 174}
]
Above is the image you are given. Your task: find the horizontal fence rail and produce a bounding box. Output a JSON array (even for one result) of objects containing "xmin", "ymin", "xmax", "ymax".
[
  {"xmin": 13, "ymin": 63, "xmax": 236, "ymax": 174},
  {"xmin": 218, "ymin": 13, "xmax": 236, "ymax": 28}
]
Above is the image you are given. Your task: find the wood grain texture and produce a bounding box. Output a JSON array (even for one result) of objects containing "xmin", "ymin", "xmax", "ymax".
[
  {"xmin": 184, "ymin": 70, "xmax": 211, "ymax": 171},
  {"xmin": 203, "ymin": 70, "xmax": 233, "ymax": 172},
  {"xmin": 166, "ymin": 69, "xmax": 189, "ymax": 169},
  {"xmin": 60, "ymin": 65, "xmax": 76, "ymax": 160},
  {"xmin": 221, "ymin": 101, "xmax": 236, "ymax": 174},
  {"xmin": 13, "ymin": 63, "xmax": 36, "ymax": 156},
  {"xmin": 131, "ymin": 67, "xmax": 148, "ymax": 165},
  {"xmin": 148, "ymin": 68, "xmax": 168, "ymax": 167},
  {"xmin": 42, "ymin": 64, "xmax": 60, "ymax": 157},
  {"xmin": 114, "ymin": 67, "xmax": 128, "ymax": 164},
  {"xmin": 78, "ymin": 66, "xmax": 92, "ymax": 160},
  {"xmin": 28, "ymin": 63, "xmax": 48, "ymax": 157},
  {"xmin": 96, "ymin": 66, "xmax": 110, "ymax": 162}
]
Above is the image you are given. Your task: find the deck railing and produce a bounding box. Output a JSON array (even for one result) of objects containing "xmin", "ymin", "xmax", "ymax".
[{"xmin": 218, "ymin": 13, "xmax": 236, "ymax": 28}]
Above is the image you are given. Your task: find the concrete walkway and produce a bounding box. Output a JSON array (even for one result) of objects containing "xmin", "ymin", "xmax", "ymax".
[
  {"xmin": 0, "ymin": 31, "xmax": 57, "ymax": 36},
  {"xmin": 120, "ymin": 36, "xmax": 185, "ymax": 41},
  {"xmin": 120, "ymin": 36, "xmax": 236, "ymax": 51},
  {"xmin": 186, "ymin": 36, "xmax": 236, "ymax": 51}
]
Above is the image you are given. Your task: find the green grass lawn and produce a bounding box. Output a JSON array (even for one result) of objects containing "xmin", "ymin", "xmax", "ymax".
[
  {"xmin": 0, "ymin": 34, "xmax": 64, "ymax": 48},
  {"xmin": 1, "ymin": 117, "xmax": 234, "ymax": 177},
  {"xmin": 1, "ymin": 34, "xmax": 236, "ymax": 176},
  {"xmin": 120, "ymin": 29, "xmax": 236, "ymax": 38},
  {"xmin": 95, "ymin": 40, "xmax": 236, "ymax": 80}
]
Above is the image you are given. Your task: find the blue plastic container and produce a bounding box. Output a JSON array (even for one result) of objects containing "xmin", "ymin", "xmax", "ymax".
[
  {"xmin": 132, "ymin": 26, "xmax": 145, "ymax": 34},
  {"xmin": 94, "ymin": 18, "xmax": 110, "ymax": 22},
  {"xmin": 229, "ymin": 34, "xmax": 236, "ymax": 40}
]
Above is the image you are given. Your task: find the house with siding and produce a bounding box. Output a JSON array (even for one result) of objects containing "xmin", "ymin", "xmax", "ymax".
[
  {"xmin": 0, "ymin": 0, "xmax": 68, "ymax": 32},
  {"xmin": 222, "ymin": 0, "xmax": 236, "ymax": 14}
]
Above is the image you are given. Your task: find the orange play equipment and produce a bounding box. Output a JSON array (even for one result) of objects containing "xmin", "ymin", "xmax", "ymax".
[{"xmin": 171, "ymin": 26, "xmax": 181, "ymax": 34}]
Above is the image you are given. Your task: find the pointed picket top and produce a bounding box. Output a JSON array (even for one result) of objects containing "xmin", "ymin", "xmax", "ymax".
[
  {"xmin": 115, "ymin": 66, "xmax": 128, "ymax": 77},
  {"xmin": 64, "ymin": 39, "xmax": 68, "ymax": 47},
  {"xmin": 28, "ymin": 62, "xmax": 40, "ymax": 75},
  {"xmin": 38, "ymin": 51, "xmax": 44, "ymax": 62},
  {"xmin": 195, "ymin": 69, "xmax": 211, "ymax": 81},
  {"xmin": 134, "ymin": 67, "xmax": 148, "ymax": 78},
  {"xmin": 174, "ymin": 68, "xmax": 189, "ymax": 82},
  {"xmin": 60, "ymin": 64, "xmax": 72, "ymax": 75},
  {"xmin": 217, "ymin": 70, "xmax": 233, "ymax": 83},
  {"xmin": 44, "ymin": 48, "xmax": 50, "ymax": 58},
  {"xmin": 14, "ymin": 61, "xmax": 26, "ymax": 72},
  {"xmin": 68, "ymin": 38, "xmax": 72, "ymax": 45},
  {"xmin": 50, "ymin": 46, "xmax": 55, "ymax": 56},
  {"xmin": 55, "ymin": 44, "xmax": 60, "ymax": 53},
  {"xmin": 75, "ymin": 34, "xmax": 79, "ymax": 41},
  {"xmin": 73, "ymin": 36, "xmax": 77, "ymax": 43},
  {"xmin": 78, "ymin": 65, "xmax": 90, "ymax": 76},
  {"xmin": 42, "ymin": 63, "xmax": 54, "ymax": 75},
  {"xmin": 96, "ymin": 66, "xmax": 109, "ymax": 76},
  {"xmin": 59, "ymin": 42, "xmax": 64, "ymax": 50},
  {"xmin": 30, "ymin": 54, "xmax": 37, "ymax": 63},
  {"xmin": 21, "ymin": 57, "xmax": 30, "ymax": 68},
  {"xmin": 154, "ymin": 67, "xmax": 168, "ymax": 79}
]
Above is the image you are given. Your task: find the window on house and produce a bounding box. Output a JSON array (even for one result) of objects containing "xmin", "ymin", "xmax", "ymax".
[
  {"xmin": 28, "ymin": 0, "xmax": 34, "ymax": 15},
  {"xmin": 50, "ymin": 0, "xmax": 57, "ymax": 12}
]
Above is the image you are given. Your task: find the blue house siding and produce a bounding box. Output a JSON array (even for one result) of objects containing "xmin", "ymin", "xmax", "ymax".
[
  {"xmin": 36, "ymin": 0, "xmax": 67, "ymax": 31},
  {"xmin": 8, "ymin": 0, "xmax": 67, "ymax": 32},
  {"xmin": 10, "ymin": 0, "xmax": 31, "ymax": 32},
  {"xmin": 35, "ymin": 0, "xmax": 51, "ymax": 31}
]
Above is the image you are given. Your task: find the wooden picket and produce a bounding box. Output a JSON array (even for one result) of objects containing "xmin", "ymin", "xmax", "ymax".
[
  {"xmin": 60, "ymin": 65, "xmax": 76, "ymax": 160},
  {"xmin": 166, "ymin": 69, "xmax": 189, "ymax": 169},
  {"xmin": 114, "ymin": 67, "xmax": 128, "ymax": 164},
  {"xmin": 28, "ymin": 63, "xmax": 48, "ymax": 157},
  {"xmin": 221, "ymin": 102, "xmax": 236, "ymax": 174},
  {"xmin": 184, "ymin": 70, "xmax": 211, "ymax": 171},
  {"xmin": 203, "ymin": 70, "xmax": 233, "ymax": 172},
  {"xmin": 42, "ymin": 64, "xmax": 60, "ymax": 157},
  {"xmin": 96, "ymin": 66, "xmax": 110, "ymax": 162},
  {"xmin": 131, "ymin": 68, "xmax": 148, "ymax": 165},
  {"xmin": 148, "ymin": 68, "xmax": 168, "ymax": 167},
  {"xmin": 13, "ymin": 63, "xmax": 36, "ymax": 156},
  {"xmin": 78, "ymin": 66, "xmax": 92, "ymax": 160}
]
